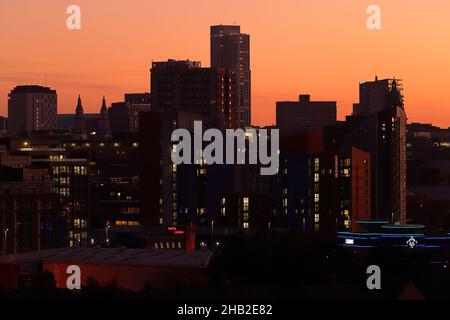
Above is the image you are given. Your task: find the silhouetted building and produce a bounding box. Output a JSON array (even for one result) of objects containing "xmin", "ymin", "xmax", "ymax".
[
  {"xmin": 149, "ymin": 60, "xmax": 240, "ymax": 227},
  {"xmin": 139, "ymin": 111, "xmax": 162, "ymax": 226},
  {"xmin": 176, "ymin": 126, "xmax": 277, "ymax": 229},
  {"xmin": 275, "ymin": 132, "xmax": 324, "ymax": 230},
  {"xmin": 57, "ymin": 114, "xmax": 98, "ymax": 133},
  {"xmin": 8, "ymin": 85, "xmax": 57, "ymax": 136},
  {"xmin": 211, "ymin": 25, "xmax": 251, "ymax": 127},
  {"xmin": 406, "ymin": 123, "xmax": 450, "ymax": 228},
  {"xmin": 125, "ymin": 92, "xmax": 151, "ymax": 105},
  {"xmin": 326, "ymin": 78, "xmax": 407, "ymax": 225},
  {"xmin": 151, "ymin": 59, "xmax": 238, "ymax": 130},
  {"xmin": 66, "ymin": 137, "xmax": 141, "ymax": 230},
  {"xmin": 276, "ymin": 94, "xmax": 337, "ymax": 135},
  {"xmin": 109, "ymin": 102, "xmax": 150, "ymax": 134},
  {"xmin": 0, "ymin": 165, "xmax": 60, "ymax": 255},
  {"xmin": 8, "ymin": 137, "xmax": 91, "ymax": 247},
  {"xmin": 0, "ymin": 117, "xmax": 8, "ymax": 134}
]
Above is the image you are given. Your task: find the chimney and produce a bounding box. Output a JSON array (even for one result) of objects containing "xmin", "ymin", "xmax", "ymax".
[{"xmin": 299, "ymin": 94, "xmax": 310, "ymax": 103}]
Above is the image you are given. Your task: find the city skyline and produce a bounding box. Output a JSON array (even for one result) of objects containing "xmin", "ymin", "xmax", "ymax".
[{"xmin": 1, "ymin": 0, "xmax": 450, "ymax": 128}]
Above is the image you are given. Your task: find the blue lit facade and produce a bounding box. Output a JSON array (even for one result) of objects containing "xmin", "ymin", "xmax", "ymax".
[{"xmin": 337, "ymin": 221, "xmax": 450, "ymax": 249}]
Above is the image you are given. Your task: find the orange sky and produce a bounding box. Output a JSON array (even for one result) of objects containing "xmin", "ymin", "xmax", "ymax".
[{"xmin": 1, "ymin": 0, "xmax": 450, "ymax": 127}]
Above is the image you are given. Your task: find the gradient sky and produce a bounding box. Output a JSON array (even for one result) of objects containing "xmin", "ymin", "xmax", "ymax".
[{"xmin": 1, "ymin": 0, "xmax": 449, "ymax": 127}]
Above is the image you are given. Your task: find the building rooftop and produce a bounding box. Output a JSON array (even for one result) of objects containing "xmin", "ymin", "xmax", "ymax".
[
  {"xmin": 9, "ymin": 85, "xmax": 56, "ymax": 94},
  {"xmin": 0, "ymin": 247, "xmax": 212, "ymax": 268},
  {"xmin": 151, "ymin": 59, "xmax": 201, "ymax": 69}
]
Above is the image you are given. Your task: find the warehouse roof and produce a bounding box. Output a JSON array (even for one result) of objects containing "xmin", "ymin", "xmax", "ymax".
[{"xmin": 0, "ymin": 247, "xmax": 212, "ymax": 268}]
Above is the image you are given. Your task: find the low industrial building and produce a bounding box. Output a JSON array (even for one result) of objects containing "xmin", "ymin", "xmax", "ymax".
[{"xmin": 0, "ymin": 247, "xmax": 212, "ymax": 293}]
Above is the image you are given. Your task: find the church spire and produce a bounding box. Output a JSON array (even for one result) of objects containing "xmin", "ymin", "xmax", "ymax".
[
  {"xmin": 100, "ymin": 96, "xmax": 108, "ymax": 115},
  {"xmin": 98, "ymin": 96, "xmax": 111, "ymax": 139},
  {"xmin": 76, "ymin": 94, "xmax": 84, "ymax": 116}
]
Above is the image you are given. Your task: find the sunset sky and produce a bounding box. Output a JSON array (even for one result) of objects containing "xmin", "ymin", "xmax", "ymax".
[{"xmin": 1, "ymin": 0, "xmax": 449, "ymax": 127}]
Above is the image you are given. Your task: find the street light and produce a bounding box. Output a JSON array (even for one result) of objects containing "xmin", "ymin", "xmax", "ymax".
[
  {"xmin": 3, "ymin": 228, "xmax": 9, "ymax": 255},
  {"xmin": 211, "ymin": 220, "xmax": 214, "ymax": 249},
  {"xmin": 105, "ymin": 225, "xmax": 111, "ymax": 247}
]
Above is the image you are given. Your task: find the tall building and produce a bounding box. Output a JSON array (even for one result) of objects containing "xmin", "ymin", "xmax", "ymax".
[
  {"xmin": 149, "ymin": 60, "xmax": 240, "ymax": 227},
  {"xmin": 151, "ymin": 59, "xmax": 238, "ymax": 130},
  {"xmin": 356, "ymin": 78, "xmax": 407, "ymax": 225},
  {"xmin": 139, "ymin": 111, "xmax": 162, "ymax": 226},
  {"xmin": 211, "ymin": 25, "xmax": 251, "ymax": 127},
  {"xmin": 276, "ymin": 132, "xmax": 324, "ymax": 231},
  {"xmin": 276, "ymin": 94, "xmax": 337, "ymax": 136},
  {"xmin": 8, "ymin": 85, "xmax": 57, "ymax": 136},
  {"xmin": 326, "ymin": 78, "xmax": 407, "ymax": 225}
]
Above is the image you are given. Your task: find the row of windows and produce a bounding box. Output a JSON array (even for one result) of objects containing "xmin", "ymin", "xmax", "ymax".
[
  {"xmin": 52, "ymin": 166, "xmax": 88, "ymax": 175},
  {"xmin": 115, "ymin": 220, "xmax": 140, "ymax": 226},
  {"xmin": 154, "ymin": 241, "xmax": 182, "ymax": 250}
]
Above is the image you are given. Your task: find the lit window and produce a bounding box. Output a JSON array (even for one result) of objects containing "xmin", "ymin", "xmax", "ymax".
[
  {"xmin": 314, "ymin": 158, "xmax": 320, "ymax": 172},
  {"xmin": 243, "ymin": 197, "xmax": 249, "ymax": 211},
  {"xmin": 314, "ymin": 193, "xmax": 320, "ymax": 203},
  {"xmin": 314, "ymin": 173, "xmax": 320, "ymax": 182},
  {"xmin": 343, "ymin": 169, "xmax": 351, "ymax": 177}
]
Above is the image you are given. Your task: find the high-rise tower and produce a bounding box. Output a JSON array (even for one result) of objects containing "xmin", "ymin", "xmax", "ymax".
[
  {"xmin": 211, "ymin": 25, "xmax": 251, "ymax": 127},
  {"xmin": 351, "ymin": 78, "xmax": 407, "ymax": 224}
]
